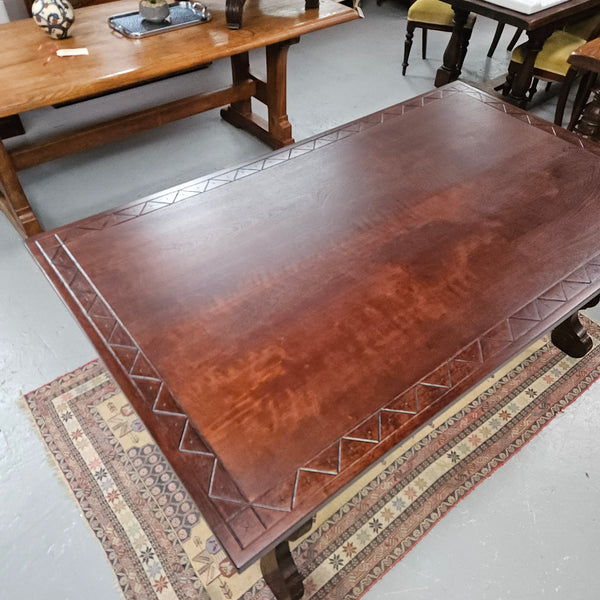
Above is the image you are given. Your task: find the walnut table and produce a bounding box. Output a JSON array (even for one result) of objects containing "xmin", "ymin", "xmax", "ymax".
[{"xmin": 27, "ymin": 82, "xmax": 600, "ymax": 599}]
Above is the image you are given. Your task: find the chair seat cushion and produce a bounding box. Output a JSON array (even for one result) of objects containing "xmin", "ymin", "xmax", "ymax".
[
  {"xmin": 511, "ymin": 30, "xmax": 586, "ymax": 76},
  {"xmin": 407, "ymin": 0, "xmax": 455, "ymax": 26}
]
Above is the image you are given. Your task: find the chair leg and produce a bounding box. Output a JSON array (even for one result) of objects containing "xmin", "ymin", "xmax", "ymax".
[
  {"xmin": 528, "ymin": 77, "xmax": 539, "ymax": 101},
  {"xmin": 422, "ymin": 28, "xmax": 427, "ymax": 60},
  {"xmin": 487, "ymin": 22, "xmax": 505, "ymax": 58},
  {"xmin": 458, "ymin": 26, "xmax": 473, "ymax": 70},
  {"xmin": 569, "ymin": 70, "xmax": 597, "ymax": 130},
  {"xmin": 506, "ymin": 28, "xmax": 523, "ymax": 51},
  {"xmin": 554, "ymin": 70, "xmax": 577, "ymax": 127},
  {"xmin": 403, "ymin": 22, "xmax": 415, "ymax": 76}
]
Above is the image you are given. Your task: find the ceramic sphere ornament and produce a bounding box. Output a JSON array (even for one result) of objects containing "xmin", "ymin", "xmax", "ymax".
[{"xmin": 32, "ymin": 0, "xmax": 75, "ymax": 40}]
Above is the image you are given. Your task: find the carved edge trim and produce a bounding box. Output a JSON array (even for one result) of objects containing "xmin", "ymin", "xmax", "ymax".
[
  {"xmin": 57, "ymin": 82, "xmax": 600, "ymax": 244},
  {"xmin": 34, "ymin": 230, "xmax": 600, "ymax": 552}
]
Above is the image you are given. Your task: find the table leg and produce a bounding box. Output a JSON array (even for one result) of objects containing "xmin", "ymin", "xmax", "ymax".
[
  {"xmin": 506, "ymin": 28, "xmax": 551, "ymax": 107},
  {"xmin": 434, "ymin": 8, "xmax": 470, "ymax": 87},
  {"xmin": 575, "ymin": 85, "xmax": 600, "ymax": 139},
  {"xmin": 260, "ymin": 519, "xmax": 313, "ymax": 600},
  {"xmin": 0, "ymin": 115, "xmax": 25, "ymax": 139},
  {"xmin": 221, "ymin": 40, "xmax": 297, "ymax": 149},
  {"xmin": 551, "ymin": 295, "xmax": 600, "ymax": 358},
  {"xmin": 0, "ymin": 138, "xmax": 42, "ymax": 237}
]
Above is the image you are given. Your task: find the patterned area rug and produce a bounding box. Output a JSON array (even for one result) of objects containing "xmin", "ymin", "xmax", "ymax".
[{"xmin": 24, "ymin": 317, "xmax": 600, "ymax": 600}]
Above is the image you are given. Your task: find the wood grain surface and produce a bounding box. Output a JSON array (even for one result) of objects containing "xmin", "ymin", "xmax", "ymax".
[
  {"xmin": 0, "ymin": 0, "xmax": 356, "ymax": 118},
  {"xmin": 27, "ymin": 83, "xmax": 600, "ymax": 569}
]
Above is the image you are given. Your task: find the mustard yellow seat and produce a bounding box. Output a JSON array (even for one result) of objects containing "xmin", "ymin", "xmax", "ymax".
[
  {"xmin": 506, "ymin": 30, "xmax": 587, "ymax": 126},
  {"xmin": 402, "ymin": 0, "xmax": 518, "ymax": 76},
  {"xmin": 402, "ymin": 0, "xmax": 477, "ymax": 76}
]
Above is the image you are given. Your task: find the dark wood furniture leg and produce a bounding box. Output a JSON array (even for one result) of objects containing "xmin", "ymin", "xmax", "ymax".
[
  {"xmin": 221, "ymin": 40, "xmax": 297, "ymax": 149},
  {"xmin": 575, "ymin": 84, "xmax": 600, "ymax": 138},
  {"xmin": 260, "ymin": 519, "xmax": 314, "ymax": 600},
  {"xmin": 506, "ymin": 28, "xmax": 552, "ymax": 107},
  {"xmin": 551, "ymin": 295, "xmax": 600, "ymax": 357},
  {"xmin": 434, "ymin": 8, "xmax": 470, "ymax": 87},
  {"xmin": 568, "ymin": 70, "xmax": 597, "ymax": 130},
  {"xmin": 225, "ymin": 0, "xmax": 246, "ymax": 28},
  {"xmin": 226, "ymin": 0, "xmax": 319, "ymax": 29},
  {"xmin": 0, "ymin": 138, "xmax": 42, "ymax": 237},
  {"xmin": 0, "ymin": 115, "xmax": 25, "ymax": 139}
]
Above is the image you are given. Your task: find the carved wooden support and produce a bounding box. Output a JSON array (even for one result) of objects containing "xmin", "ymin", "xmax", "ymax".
[
  {"xmin": 260, "ymin": 518, "xmax": 314, "ymax": 600},
  {"xmin": 227, "ymin": 0, "xmax": 318, "ymax": 29},
  {"xmin": 551, "ymin": 295, "xmax": 600, "ymax": 358},
  {"xmin": 225, "ymin": 0, "xmax": 246, "ymax": 29},
  {"xmin": 507, "ymin": 27, "xmax": 551, "ymax": 108},
  {"xmin": 575, "ymin": 86, "xmax": 600, "ymax": 139},
  {"xmin": 435, "ymin": 8, "xmax": 470, "ymax": 87}
]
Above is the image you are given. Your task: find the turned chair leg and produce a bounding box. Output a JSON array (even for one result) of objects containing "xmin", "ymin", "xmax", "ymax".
[
  {"xmin": 403, "ymin": 23, "xmax": 416, "ymax": 75},
  {"xmin": 506, "ymin": 28, "xmax": 523, "ymax": 51},
  {"xmin": 554, "ymin": 70, "xmax": 577, "ymax": 126},
  {"xmin": 487, "ymin": 22, "xmax": 504, "ymax": 58},
  {"xmin": 527, "ymin": 77, "xmax": 539, "ymax": 101},
  {"xmin": 458, "ymin": 26, "xmax": 473, "ymax": 69}
]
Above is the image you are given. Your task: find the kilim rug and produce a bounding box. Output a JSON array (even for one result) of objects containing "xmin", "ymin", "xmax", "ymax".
[{"xmin": 24, "ymin": 316, "xmax": 600, "ymax": 600}]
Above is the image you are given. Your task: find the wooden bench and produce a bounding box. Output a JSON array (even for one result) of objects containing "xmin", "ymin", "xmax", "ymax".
[{"xmin": 27, "ymin": 82, "xmax": 600, "ymax": 598}]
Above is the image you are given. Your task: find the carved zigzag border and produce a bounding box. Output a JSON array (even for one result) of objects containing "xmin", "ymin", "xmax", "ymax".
[
  {"xmin": 57, "ymin": 81, "xmax": 600, "ymax": 246},
  {"xmin": 35, "ymin": 231, "xmax": 600, "ymax": 549},
  {"xmin": 34, "ymin": 84, "xmax": 600, "ymax": 549}
]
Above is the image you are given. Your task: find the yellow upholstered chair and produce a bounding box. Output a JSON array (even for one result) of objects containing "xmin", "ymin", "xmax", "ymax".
[
  {"xmin": 402, "ymin": 0, "xmax": 476, "ymax": 75},
  {"xmin": 402, "ymin": 0, "xmax": 520, "ymax": 75},
  {"xmin": 505, "ymin": 32, "xmax": 586, "ymax": 126},
  {"xmin": 504, "ymin": 13, "xmax": 600, "ymax": 126}
]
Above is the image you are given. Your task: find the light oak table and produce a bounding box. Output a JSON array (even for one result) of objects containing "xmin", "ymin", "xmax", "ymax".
[
  {"xmin": 0, "ymin": 0, "xmax": 358, "ymax": 237},
  {"xmin": 28, "ymin": 82, "xmax": 600, "ymax": 599}
]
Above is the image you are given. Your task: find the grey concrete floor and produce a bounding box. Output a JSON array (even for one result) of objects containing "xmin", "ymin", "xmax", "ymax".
[{"xmin": 1, "ymin": 1, "xmax": 599, "ymax": 598}]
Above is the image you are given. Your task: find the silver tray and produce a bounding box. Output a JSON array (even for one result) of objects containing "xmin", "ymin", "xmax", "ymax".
[{"xmin": 108, "ymin": 1, "xmax": 211, "ymax": 38}]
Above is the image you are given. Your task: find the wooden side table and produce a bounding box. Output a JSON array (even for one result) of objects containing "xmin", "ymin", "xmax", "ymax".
[{"xmin": 568, "ymin": 36, "xmax": 600, "ymax": 138}]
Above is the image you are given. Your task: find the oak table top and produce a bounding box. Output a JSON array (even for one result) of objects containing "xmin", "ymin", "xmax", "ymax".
[
  {"xmin": 0, "ymin": 0, "xmax": 355, "ymax": 118},
  {"xmin": 0, "ymin": 0, "xmax": 358, "ymax": 238},
  {"xmin": 27, "ymin": 83, "xmax": 600, "ymax": 586}
]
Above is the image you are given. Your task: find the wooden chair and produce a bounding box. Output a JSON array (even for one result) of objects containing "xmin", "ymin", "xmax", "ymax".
[
  {"xmin": 502, "ymin": 14, "xmax": 600, "ymax": 126},
  {"xmin": 402, "ymin": 0, "xmax": 522, "ymax": 75}
]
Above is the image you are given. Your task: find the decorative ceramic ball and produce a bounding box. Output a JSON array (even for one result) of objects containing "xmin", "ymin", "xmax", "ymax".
[{"xmin": 31, "ymin": 0, "xmax": 75, "ymax": 40}]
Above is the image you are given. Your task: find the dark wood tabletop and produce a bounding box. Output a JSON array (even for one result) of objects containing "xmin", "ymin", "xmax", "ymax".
[{"xmin": 27, "ymin": 82, "xmax": 600, "ymax": 576}]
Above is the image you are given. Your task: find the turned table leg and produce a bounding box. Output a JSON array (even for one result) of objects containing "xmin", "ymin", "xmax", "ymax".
[
  {"xmin": 435, "ymin": 8, "xmax": 470, "ymax": 87},
  {"xmin": 260, "ymin": 519, "xmax": 314, "ymax": 600},
  {"xmin": 506, "ymin": 28, "xmax": 551, "ymax": 108},
  {"xmin": 575, "ymin": 85, "xmax": 600, "ymax": 139},
  {"xmin": 551, "ymin": 295, "xmax": 600, "ymax": 358}
]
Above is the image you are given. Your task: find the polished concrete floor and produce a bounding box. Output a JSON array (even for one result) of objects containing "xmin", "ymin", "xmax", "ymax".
[{"xmin": 1, "ymin": 1, "xmax": 600, "ymax": 598}]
